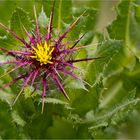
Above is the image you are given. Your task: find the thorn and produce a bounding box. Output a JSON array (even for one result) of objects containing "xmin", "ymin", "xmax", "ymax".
[
  {"xmin": 57, "ymin": 10, "xmax": 86, "ymax": 44},
  {"xmin": 41, "ymin": 96, "xmax": 45, "ymax": 114},
  {"xmin": 70, "ymin": 33, "xmax": 86, "ymax": 49}
]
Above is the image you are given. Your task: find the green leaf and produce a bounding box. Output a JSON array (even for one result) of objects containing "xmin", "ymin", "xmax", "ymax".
[
  {"xmin": 57, "ymin": 0, "xmax": 73, "ymax": 30},
  {"xmin": 70, "ymin": 86, "xmax": 100, "ymax": 116},
  {"xmin": 0, "ymin": 35, "xmax": 17, "ymax": 49},
  {"xmin": 10, "ymin": 7, "xmax": 32, "ymax": 39},
  {"xmin": 88, "ymin": 122, "xmax": 108, "ymax": 131},
  {"xmin": 107, "ymin": 0, "xmax": 138, "ymax": 66},
  {"xmin": 86, "ymin": 40, "xmax": 124, "ymax": 84},
  {"xmin": 23, "ymin": 86, "xmax": 35, "ymax": 99},
  {"xmin": 70, "ymin": 8, "xmax": 98, "ymax": 41},
  {"xmin": 134, "ymin": 4, "xmax": 140, "ymax": 24},
  {"xmin": 38, "ymin": 6, "xmax": 49, "ymax": 28},
  {"xmin": 43, "ymin": 0, "xmax": 72, "ymax": 31},
  {"xmin": 43, "ymin": 97, "xmax": 69, "ymax": 105},
  {"xmin": 0, "ymin": 90, "xmax": 14, "ymax": 107},
  {"xmin": 46, "ymin": 117, "xmax": 76, "ymax": 139},
  {"xmin": 11, "ymin": 110, "xmax": 26, "ymax": 127},
  {"xmin": 0, "ymin": 102, "xmax": 21, "ymax": 138},
  {"xmin": 107, "ymin": 0, "xmax": 131, "ymax": 45}
]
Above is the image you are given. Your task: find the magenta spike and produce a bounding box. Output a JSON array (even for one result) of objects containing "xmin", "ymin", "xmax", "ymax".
[
  {"xmin": 41, "ymin": 74, "xmax": 47, "ymax": 113},
  {"xmin": 23, "ymin": 25, "xmax": 32, "ymax": 38},
  {"xmin": 31, "ymin": 68, "xmax": 39, "ymax": 87},
  {"xmin": 0, "ymin": 22, "xmax": 29, "ymax": 47},
  {"xmin": 68, "ymin": 57, "xmax": 102, "ymax": 63},
  {"xmin": 70, "ymin": 33, "xmax": 86, "ymax": 49},
  {"xmin": 62, "ymin": 39, "xmax": 80, "ymax": 47},
  {"xmin": 0, "ymin": 61, "xmax": 31, "ymax": 79},
  {"xmin": 57, "ymin": 11, "xmax": 85, "ymax": 44},
  {"xmin": 13, "ymin": 71, "xmax": 34, "ymax": 105},
  {"xmin": 34, "ymin": 6, "xmax": 41, "ymax": 43},
  {"xmin": 0, "ymin": 60, "xmax": 20, "ymax": 65},
  {"xmin": 47, "ymin": 1, "xmax": 55, "ymax": 40},
  {"xmin": 60, "ymin": 68, "xmax": 91, "ymax": 87},
  {"xmin": 7, "ymin": 50, "xmax": 32, "ymax": 55},
  {"xmin": 51, "ymin": 72, "xmax": 70, "ymax": 101},
  {"xmin": 0, "ymin": 74, "xmax": 26, "ymax": 90},
  {"xmin": 59, "ymin": 61, "xmax": 81, "ymax": 70},
  {"xmin": 0, "ymin": 48, "xmax": 19, "ymax": 57},
  {"xmin": 23, "ymin": 25, "xmax": 36, "ymax": 45},
  {"xmin": 60, "ymin": 68, "xmax": 81, "ymax": 81},
  {"xmin": 61, "ymin": 45, "xmax": 87, "ymax": 54}
]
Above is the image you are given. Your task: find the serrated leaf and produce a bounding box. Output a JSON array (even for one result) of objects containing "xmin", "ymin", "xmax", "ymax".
[
  {"xmin": 107, "ymin": 0, "xmax": 139, "ymax": 65},
  {"xmin": 0, "ymin": 90, "xmax": 14, "ymax": 107},
  {"xmin": 107, "ymin": 0, "xmax": 131, "ymax": 42},
  {"xmin": 0, "ymin": 35, "xmax": 17, "ymax": 49},
  {"xmin": 86, "ymin": 40, "xmax": 124, "ymax": 85},
  {"xmin": 10, "ymin": 7, "xmax": 32, "ymax": 39},
  {"xmin": 88, "ymin": 122, "xmax": 108, "ymax": 131},
  {"xmin": 71, "ymin": 86, "xmax": 100, "ymax": 116},
  {"xmin": 11, "ymin": 110, "xmax": 26, "ymax": 127},
  {"xmin": 97, "ymin": 90, "xmax": 139, "ymax": 122},
  {"xmin": 65, "ymin": 79, "xmax": 88, "ymax": 91},
  {"xmin": 70, "ymin": 7, "xmax": 98, "ymax": 40},
  {"xmin": 38, "ymin": 6, "xmax": 49, "ymax": 28},
  {"xmin": 43, "ymin": 97, "xmax": 69, "ymax": 105},
  {"xmin": 43, "ymin": 0, "xmax": 72, "ymax": 31}
]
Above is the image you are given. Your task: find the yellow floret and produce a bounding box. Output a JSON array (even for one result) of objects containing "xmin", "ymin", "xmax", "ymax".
[{"xmin": 30, "ymin": 42, "xmax": 54, "ymax": 65}]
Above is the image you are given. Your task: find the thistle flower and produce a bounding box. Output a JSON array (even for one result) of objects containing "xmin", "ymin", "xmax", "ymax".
[{"xmin": 0, "ymin": 4, "xmax": 98, "ymax": 113}]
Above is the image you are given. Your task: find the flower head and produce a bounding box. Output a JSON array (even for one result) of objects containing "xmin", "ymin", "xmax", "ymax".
[
  {"xmin": 0, "ymin": 3, "xmax": 98, "ymax": 113},
  {"xmin": 31, "ymin": 42, "xmax": 54, "ymax": 65}
]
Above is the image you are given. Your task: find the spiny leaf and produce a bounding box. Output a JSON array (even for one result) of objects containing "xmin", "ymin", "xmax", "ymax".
[
  {"xmin": 88, "ymin": 122, "xmax": 108, "ymax": 131},
  {"xmin": 86, "ymin": 40, "xmax": 124, "ymax": 85},
  {"xmin": 0, "ymin": 35, "xmax": 17, "ymax": 49},
  {"xmin": 43, "ymin": 97, "xmax": 69, "ymax": 105},
  {"xmin": 107, "ymin": 0, "xmax": 131, "ymax": 43},
  {"xmin": 0, "ymin": 90, "xmax": 14, "ymax": 107},
  {"xmin": 11, "ymin": 110, "xmax": 26, "ymax": 127},
  {"xmin": 10, "ymin": 7, "xmax": 32, "ymax": 39},
  {"xmin": 38, "ymin": 6, "xmax": 49, "ymax": 28}
]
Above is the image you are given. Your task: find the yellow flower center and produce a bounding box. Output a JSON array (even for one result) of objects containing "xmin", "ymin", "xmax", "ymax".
[{"xmin": 31, "ymin": 42, "xmax": 54, "ymax": 66}]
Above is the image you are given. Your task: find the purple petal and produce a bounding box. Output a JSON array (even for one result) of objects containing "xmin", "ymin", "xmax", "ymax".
[
  {"xmin": 0, "ymin": 61, "xmax": 32, "ymax": 79},
  {"xmin": 23, "ymin": 25, "xmax": 36, "ymax": 45},
  {"xmin": 8, "ymin": 50, "xmax": 32, "ymax": 55},
  {"xmin": 34, "ymin": 6, "xmax": 41, "ymax": 43},
  {"xmin": 31, "ymin": 68, "xmax": 39, "ymax": 87},
  {"xmin": 70, "ymin": 33, "xmax": 86, "ymax": 49},
  {"xmin": 46, "ymin": 1, "xmax": 55, "ymax": 40},
  {"xmin": 41, "ymin": 74, "xmax": 47, "ymax": 113},
  {"xmin": 0, "ymin": 60, "xmax": 20, "ymax": 65},
  {"xmin": 57, "ymin": 11, "xmax": 85, "ymax": 45},
  {"xmin": 0, "ymin": 74, "xmax": 26, "ymax": 90},
  {"xmin": 51, "ymin": 72, "xmax": 70, "ymax": 101},
  {"xmin": 13, "ymin": 71, "xmax": 34, "ymax": 105},
  {"xmin": 0, "ymin": 22, "xmax": 29, "ymax": 47},
  {"xmin": 59, "ymin": 68, "xmax": 91, "ymax": 87},
  {"xmin": 61, "ymin": 45, "xmax": 87, "ymax": 54}
]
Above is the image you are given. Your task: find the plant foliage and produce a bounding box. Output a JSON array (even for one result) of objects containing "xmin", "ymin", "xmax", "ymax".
[{"xmin": 0, "ymin": 0, "xmax": 140, "ymax": 139}]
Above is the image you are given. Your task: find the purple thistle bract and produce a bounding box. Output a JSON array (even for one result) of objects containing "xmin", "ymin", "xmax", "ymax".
[{"xmin": 0, "ymin": 4, "xmax": 98, "ymax": 113}]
